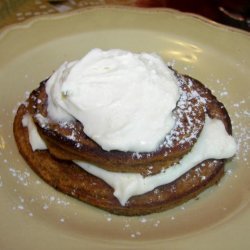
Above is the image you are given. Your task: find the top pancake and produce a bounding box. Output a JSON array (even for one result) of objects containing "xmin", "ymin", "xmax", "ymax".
[{"xmin": 26, "ymin": 70, "xmax": 230, "ymax": 176}]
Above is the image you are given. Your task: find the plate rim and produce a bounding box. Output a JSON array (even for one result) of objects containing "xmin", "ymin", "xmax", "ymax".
[{"xmin": 0, "ymin": 6, "xmax": 250, "ymax": 40}]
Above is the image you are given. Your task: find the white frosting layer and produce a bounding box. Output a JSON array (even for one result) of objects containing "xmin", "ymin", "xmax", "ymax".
[
  {"xmin": 75, "ymin": 116, "xmax": 237, "ymax": 205},
  {"xmin": 22, "ymin": 112, "xmax": 236, "ymax": 206},
  {"xmin": 46, "ymin": 49, "xmax": 180, "ymax": 152},
  {"xmin": 22, "ymin": 114, "xmax": 47, "ymax": 151}
]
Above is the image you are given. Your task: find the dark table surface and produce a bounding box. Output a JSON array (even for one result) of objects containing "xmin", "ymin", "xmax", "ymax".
[{"xmin": 0, "ymin": 0, "xmax": 249, "ymax": 31}]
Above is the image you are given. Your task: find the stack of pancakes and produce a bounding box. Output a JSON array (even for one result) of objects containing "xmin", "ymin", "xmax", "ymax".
[{"xmin": 13, "ymin": 70, "xmax": 232, "ymax": 215}]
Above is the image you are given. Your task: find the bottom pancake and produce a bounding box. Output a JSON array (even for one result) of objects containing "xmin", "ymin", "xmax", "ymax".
[{"xmin": 14, "ymin": 104, "xmax": 225, "ymax": 216}]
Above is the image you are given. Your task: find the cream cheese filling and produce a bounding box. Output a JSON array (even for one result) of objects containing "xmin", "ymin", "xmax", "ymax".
[
  {"xmin": 22, "ymin": 114, "xmax": 47, "ymax": 151},
  {"xmin": 74, "ymin": 116, "xmax": 236, "ymax": 205},
  {"xmin": 23, "ymin": 114, "xmax": 236, "ymax": 206}
]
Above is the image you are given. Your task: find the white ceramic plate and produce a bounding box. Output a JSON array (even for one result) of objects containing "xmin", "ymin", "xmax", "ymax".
[{"xmin": 0, "ymin": 7, "xmax": 249, "ymax": 249}]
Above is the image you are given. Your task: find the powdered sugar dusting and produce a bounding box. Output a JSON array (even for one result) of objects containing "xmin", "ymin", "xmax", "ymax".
[{"xmin": 161, "ymin": 74, "xmax": 206, "ymax": 151}]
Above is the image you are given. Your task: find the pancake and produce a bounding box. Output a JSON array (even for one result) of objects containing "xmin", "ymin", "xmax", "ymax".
[
  {"xmin": 26, "ymin": 72, "xmax": 212, "ymax": 176},
  {"xmin": 14, "ymin": 104, "xmax": 225, "ymax": 216}
]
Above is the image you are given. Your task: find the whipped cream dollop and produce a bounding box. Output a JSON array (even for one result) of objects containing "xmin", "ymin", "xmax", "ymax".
[{"xmin": 46, "ymin": 49, "xmax": 180, "ymax": 152}]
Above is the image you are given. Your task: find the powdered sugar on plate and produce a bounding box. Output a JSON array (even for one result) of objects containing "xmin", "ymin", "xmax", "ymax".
[{"xmin": 0, "ymin": 67, "xmax": 249, "ymax": 239}]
